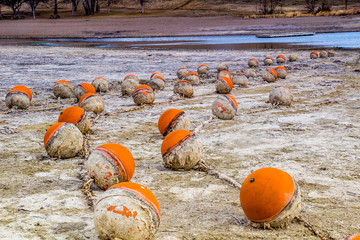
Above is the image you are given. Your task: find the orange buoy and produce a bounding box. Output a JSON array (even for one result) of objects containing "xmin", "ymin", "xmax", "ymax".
[
  {"xmin": 94, "ymin": 182, "xmax": 160, "ymax": 240},
  {"xmin": 122, "ymin": 74, "xmax": 140, "ymax": 96},
  {"xmin": 275, "ymin": 66, "xmax": 287, "ymax": 79},
  {"xmin": 132, "ymin": 85, "xmax": 155, "ymax": 105},
  {"xmin": 185, "ymin": 72, "xmax": 200, "ymax": 85},
  {"xmin": 176, "ymin": 67, "xmax": 189, "ymax": 80},
  {"xmin": 217, "ymin": 70, "xmax": 231, "ymax": 80},
  {"xmin": 173, "ymin": 80, "xmax": 193, "ymax": 98},
  {"xmin": 148, "ymin": 75, "xmax": 165, "ymax": 91},
  {"xmin": 269, "ymin": 85, "xmax": 293, "ymax": 106},
  {"xmin": 217, "ymin": 62, "xmax": 229, "ymax": 72},
  {"xmin": 87, "ymin": 143, "xmax": 135, "ymax": 190},
  {"xmin": 74, "ymin": 82, "xmax": 96, "ymax": 100},
  {"xmin": 78, "ymin": 93, "xmax": 104, "ymax": 114},
  {"xmin": 248, "ymin": 58, "xmax": 259, "ymax": 68},
  {"xmin": 58, "ymin": 106, "xmax": 90, "ymax": 133},
  {"xmin": 150, "ymin": 71, "xmax": 164, "ymax": 79},
  {"xmin": 240, "ymin": 167, "xmax": 301, "ymax": 228},
  {"xmin": 197, "ymin": 64, "xmax": 210, "ymax": 75},
  {"xmin": 310, "ymin": 51, "xmax": 319, "ymax": 59},
  {"xmin": 264, "ymin": 56, "xmax": 274, "ymax": 66},
  {"xmin": 262, "ymin": 68, "xmax": 278, "ymax": 82},
  {"xmin": 216, "ymin": 76, "xmax": 233, "ymax": 94},
  {"xmin": 5, "ymin": 85, "xmax": 32, "ymax": 109},
  {"xmin": 53, "ymin": 80, "xmax": 74, "ymax": 99},
  {"xmin": 161, "ymin": 130, "xmax": 203, "ymax": 170},
  {"xmin": 212, "ymin": 94, "xmax": 238, "ymax": 120},
  {"xmin": 276, "ymin": 54, "xmax": 286, "ymax": 63},
  {"xmin": 92, "ymin": 77, "xmax": 109, "ymax": 93},
  {"xmin": 158, "ymin": 109, "xmax": 191, "ymax": 136},
  {"xmin": 44, "ymin": 122, "xmax": 83, "ymax": 159},
  {"xmin": 232, "ymin": 72, "xmax": 248, "ymax": 87},
  {"xmin": 342, "ymin": 235, "xmax": 360, "ymax": 240}
]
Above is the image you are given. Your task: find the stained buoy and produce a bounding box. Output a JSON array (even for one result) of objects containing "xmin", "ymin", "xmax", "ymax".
[
  {"xmin": 275, "ymin": 66, "xmax": 287, "ymax": 79},
  {"xmin": 232, "ymin": 72, "xmax": 248, "ymax": 87},
  {"xmin": 328, "ymin": 50, "xmax": 335, "ymax": 57},
  {"xmin": 161, "ymin": 130, "xmax": 203, "ymax": 170},
  {"xmin": 269, "ymin": 86, "xmax": 293, "ymax": 106},
  {"xmin": 150, "ymin": 71, "xmax": 164, "ymax": 79},
  {"xmin": 44, "ymin": 122, "xmax": 83, "ymax": 159},
  {"xmin": 197, "ymin": 64, "xmax": 210, "ymax": 75},
  {"xmin": 244, "ymin": 68, "xmax": 257, "ymax": 78},
  {"xmin": 148, "ymin": 75, "xmax": 165, "ymax": 91},
  {"xmin": 121, "ymin": 74, "xmax": 139, "ymax": 96},
  {"xmin": 240, "ymin": 167, "xmax": 301, "ymax": 228},
  {"xmin": 262, "ymin": 68, "xmax": 278, "ymax": 82},
  {"xmin": 53, "ymin": 80, "xmax": 74, "ymax": 99},
  {"xmin": 185, "ymin": 72, "xmax": 200, "ymax": 86},
  {"xmin": 87, "ymin": 143, "xmax": 135, "ymax": 190},
  {"xmin": 94, "ymin": 182, "xmax": 160, "ymax": 240},
  {"xmin": 173, "ymin": 80, "xmax": 193, "ymax": 98},
  {"xmin": 5, "ymin": 85, "xmax": 32, "ymax": 109},
  {"xmin": 158, "ymin": 109, "xmax": 191, "ymax": 136},
  {"xmin": 74, "ymin": 82, "xmax": 96, "ymax": 100},
  {"xmin": 78, "ymin": 93, "xmax": 104, "ymax": 114},
  {"xmin": 310, "ymin": 51, "xmax": 319, "ymax": 59},
  {"xmin": 342, "ymin": 235, "xmax": 360, "ymax": 240},
  {"xmin": 217, "ymin": 62, "xmax": 229, "ymax": 72},
  {"xmin": 217, "ymin": 70, "xmax": 231, "ymax": 80},
  {"xmin": 319, "ymin": 50, "xmax": 328, "ymax": 58},
  {"xmin": 124, "ymin": 74, "xmax": 140, "ymax": 82},
  {"xmin": 58, "ymin": 106, "xmax": 90, "ymax": 133},
  {"xmin": 276, "ymin": 55, "xmax": 286, "ymax": 64},
  {"xmin": 132, "ymin": 85, "xmax": 155, "ymax": 105},
  {"xmin": 289, "ymin": 54, "xmax": 298, "ymax": 62},
  {"xmin": 92, "ymin": 77, "xmax": 109, "ymax": 93},
  {"xmin": 177, "ymin": 67, "xmax": 189, "ymax": 80},
  {"xmin": 248, "ymin": 58, "xmax": 259, "ymax": 68},
  {"xmin": 211, "ymin": 94, "xmax": 238, "ymax": 120},
  {"xmin": 264, "ymin": 56, "xmax": 274, "ymax": 66},
  {"xmin": 216, "ymin": 76, "xmax": 233, "ymax": 94}
]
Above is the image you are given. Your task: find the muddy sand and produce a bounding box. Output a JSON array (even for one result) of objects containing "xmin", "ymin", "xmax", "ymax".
[{"xmin": 0, "ymin": 43, "xmax": 359, "ymax": 239}]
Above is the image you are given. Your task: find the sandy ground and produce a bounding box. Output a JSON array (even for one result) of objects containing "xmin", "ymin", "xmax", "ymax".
[
  {"xmin": 0, "ymin": 44, "xmax": 359, "ymax": 239},
  {"xmin": 0, "ymin": 15, "xmax": 360, "ymax": 38}
]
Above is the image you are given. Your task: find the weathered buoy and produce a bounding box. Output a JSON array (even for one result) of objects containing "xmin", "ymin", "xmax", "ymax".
[
  {"xmin": 78, "ymin": 93, "xmax": 104, "ymax": 114},
  {"xmin": 92, "ymin": 77, "xmax": 109, "ymax": 93},
  {"xmin": 248, "ymin": 58, "xmax": 259, "ymax": 68},
  {"xmin": 328, "ymin": 49, "xmax": 335, "ymax": 57},
  {"xmin": 275, "ymin": 66, "xmax": 287, "ymax": 79},
  {"xmin": 148, "ymin": 75, "xmax": 165, "ymax": 91},
  {"xmin": 53, "ymin": 80, "xmax": 74, "ymax": 99},
  {"xmin": 44, "ymin": 122, "xmax": 83, "ymax": 159},
  {"xmin": 161, "ymin": 130, "xmax": 203, "ymax": 170},
  {"xmin": 74, "ymin": 82, "xmax": 96, "ymax": 100},
  {"xmin": 132, "ymin": 85, "xmax": 155, "ymax": 105},
  {"xmin": 342, "ymin": 235, "xmax": 360, "ymax": 240},
  {"xmin": 150, "ymin": 71, "xmax": 164, "ymax": 79},
  {"xmin": 197, "ymin": 64, "xmax": 210, "ymax": 75},
  {"xmin": 87, "ymin": 143, "xmax": 135, "ymax": 190},
  {"xmin": 121, "ymin": 74, "xmax": 140, "ymax": 96},
  {"xmin": 217, "ymin": 62, "xmax": 229, "ymax": 72},
  {"xmin": 217, "ymin": 70, "xmax": 231, "ymax": 80},
  {"xmin": 319, "ymin": 50, "xmax": 328, "ymax": 58},
  {"xmin": 58, "ymin": 106, "xmax": 90, "ymax": 134},
  {"xmin": 177, "ymin": 67, "xmax": 189, "ymax": 80},
  {"xmin": 211, "ymin": 94, "xmax": 238, "ymax": 120},
  {"xmin": 310, "ymin": 51, "xmax": 319, "ymax": 59},
  {"xmin": 185, "ymin": 72, "xmax": 200, "ymax": 86},
  {"xmin": 262, "ymin": 68, "xmax": 278, "ymax": 82},
  {"xmin": 158, "ymin": 109, "xmax": 191, "ymax": 136},
  {"xmin": 232, "ymin": 72, "xmax": 248, "ymax": 87},
  {"xmin": 244, "ymin": 68, "xmax": 257, "ymax": 78},
  {"xmin": 216, "ymin": 76, "xmax": 233, "ymax": 94},
  {"xmin": 264, "ymin": 56, "xmax": 274, "ymax": 66},
  {"xmin": 5, "ymin": 85, "xmax": 32, "ymax": 109},
  {"xmin": 173, "ymin": 80, "xmax": 193, "ymax": 98},
  {"xmin": 240, "ymin": 167, "xmax": 301, "ymax": 228},
  {"xmin": 94, "ymin": 182, "xmax": 160, "ymax": 240},
  {"xmin": 269, "ymin": 86, "xmax": 293, "ymax": 106},
  {"xmin": 276, "ymin": 55, "xmax": 286, "ymax": 64},
  {"xmin": 289, "ymin": 54, "xmax": 298, "ymax": 62}
]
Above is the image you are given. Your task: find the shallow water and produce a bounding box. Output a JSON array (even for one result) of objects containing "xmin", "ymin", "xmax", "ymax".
[{"xmin": 41, "ymin": 31, "xmax": 360, "ymax": 50}]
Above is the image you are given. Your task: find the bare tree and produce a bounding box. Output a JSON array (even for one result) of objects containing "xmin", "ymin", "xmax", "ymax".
[
  {"xmin": 258, "ymin": 0, "xmax": 279, "ymax": 14},
  {"xmin": 318, "ymin": 0, "xmax": 332, "ymax": 11},
  {"xmin": 345, "ymin": 0, "xmax": 348, "ymax": 9},
  {"xmin": 0, "ymin": 0, "xmax": 25, "ymax": 15},
  {"xmin": 71, "ymin": 0, "xmax": 79, "ymax": 15},
  {"xmin": 305, "ymin": 0, "xmax": 319, "ymax": 13},
  {"xmin": 26, "ymin": 0, "xmax": 46, "ymax": 18}
]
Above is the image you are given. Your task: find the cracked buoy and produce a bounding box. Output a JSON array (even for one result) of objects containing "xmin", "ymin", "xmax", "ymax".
[
  {"xmin": 132, "ymin": 85, "xmax": 155, "ymax": 105},
  {"xmin": 262, "ymin": 68, "xmax": 278, "ymax": 82},
  {"xmin": 74, "ymin": 82, "xmax": 96, "ymax": 100},
  {"xmin": 58, "ymin": 106, "xmax": 90, "ymax": 134},
  {"xmin": 275, "ymin": 66, "xmax": 287, "ymax": 79},
  {"xmin": 158, "ymin": 109, "xmax": 191, "ymax": 136},
  {"xmin": 94, "ymin": 182, "xmax": 160, "ymax": 240},
  {"xmin": 269, "ymin": 85, "xmax": 293, "ymax": 106},
  {"xmin": 211, "ymin": 94, "xmax": 238, "ymax": 120},
  {"xmin": 173, "ymin": 80, "xmax": 193, "ymax": 98},
  {"xmin": 264, "ymin": 56, "xmax": 274, "ymax": 66},
  {"xmin": 53, "ymin": 80, "xmax": 74, "ymax": 99},
  {"xmin": 92, "ymin": 77, "xmax": 109, "ymax": 93},
  {"xmin": 216, "ymin": 76, "xmax": 233, "ymax": 94},
  {"xmin": 5, "ymin": 85, "xmax": 32, "ymax": 109},
  {"xmin": 185, "ymin": 72, "xmax": 200, "ymax": 86},
  {"xmin": 248, "ymin": 58, "xmax": 259, "ymax": 68},
  {"xmin": 177, "ymin": 67, "xmax": 189, "ymax": 80},
  {"xmin": 121, "ymin": 74, "xmax": 139, "ymax": 96},
  {"xmin": 44, "ymin": 122, "xmax": 83, "ymax": 159},
  {"xmin": 240, "ymin": 167, "xmax": 301, "ymax": 228},
  {"xmin": 87, "ymin": 143, "xmax": 135, "ymax": 190},
  {"xmin": 161, "ymin": 130, "xmax": 203, "ymax": 170},
  {"xmin": 78, "ymin": 93, "xmax": 104, "ymax": 114}
]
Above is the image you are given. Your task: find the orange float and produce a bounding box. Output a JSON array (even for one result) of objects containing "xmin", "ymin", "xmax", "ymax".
[
  {"xmin": 132, "ymin": 85, "xmax": 155, "ymax": 105},
  {"xmin": 158, "ymin": 109, "xmax": 191, "ymax": 136},
  {"xmin": 74, "ymin": 82, "xmax": 96, "ymax": 100},
  {"xmin": 248, "ymin": 58, "xmax": 259, "ymax": 67},
  {"xmin": 78, "ymin": 93, "xmax": 104, "ymax": 114},
  {"xmin": 197, "ymin": 64, "xmax": 210, "ymax": 75},
  {"xmin": 185, "ymin": 72, "xmax": 200, "ymax": 85},
  {"xmin": 216, "ymin": 76, "xmax": 233, "ymax": 94},
  {"xmin": 58, "ymin": 106, "xmax": 90, "ymax": 133},
  {"xmin": 173, "ymin": 80, "xmax": 193, "ymax": 98},
  {"xmin": 92, "ymin": 77, "xmax": 109, "ymax": 92},
  {"xmin": 342, "ymin": 235, "xmax": 360, "ymax": 240},
  {"xmin": 5, "ymin": 85, "xmax": 32, "ymax": 109},
  {"xmin": 212, "ymin": 94, "xmax": 238, "ymax": 120},
  {"xmin": 176, "ymin": 67, "xmax": 189, "ymax": 79},
  {"xmin": 53, "ymin": 80, "xmax": 74, "ymax": 99}
]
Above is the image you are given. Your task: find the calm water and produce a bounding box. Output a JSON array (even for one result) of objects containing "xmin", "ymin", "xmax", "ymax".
[{"xmin": 38, "ymin": 31, "xmax": 360, "ymax": 50}]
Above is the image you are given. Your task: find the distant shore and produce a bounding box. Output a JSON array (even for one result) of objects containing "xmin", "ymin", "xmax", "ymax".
[{"xmin": 0, "ymin": 15, "xmax": 359, "ymax": 38}]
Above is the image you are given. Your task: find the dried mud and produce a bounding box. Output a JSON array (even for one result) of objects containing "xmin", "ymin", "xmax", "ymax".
[{"xmin": 0, "ymin": 46, "xmax": 359, "ymax": 240}]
